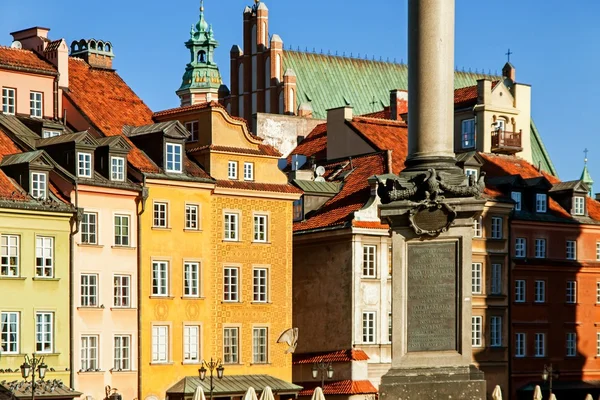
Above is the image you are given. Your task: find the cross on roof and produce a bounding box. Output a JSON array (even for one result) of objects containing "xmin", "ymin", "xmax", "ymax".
[
  {"xmin": 370, "ymin": 96, "xmax": 378, "ymax": 112},
  {"xmin": 505, "ymin": 48, "xmax": 513, "ymax": 63},
  {"xmin": 585, "ymin": 148, "xmax": 589, "ymax": 163}
]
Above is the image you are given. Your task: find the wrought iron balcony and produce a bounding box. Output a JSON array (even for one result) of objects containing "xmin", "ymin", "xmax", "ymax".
[{"xmin": 491, "ymin": 129, "xmax": 522, "ymax": 154}]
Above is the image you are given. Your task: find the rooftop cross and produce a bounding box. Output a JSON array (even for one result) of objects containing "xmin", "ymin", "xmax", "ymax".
[
  {"xmin": 585, "ymin": 148, "xmax": 589, "ymax": 163},
  {"xmin": 370, "ymin": 96, "xmax": 378, "ymax": 112},
  {"xmin": 505, "ymin": 48, "xmax": 513, "ymax": 63}
]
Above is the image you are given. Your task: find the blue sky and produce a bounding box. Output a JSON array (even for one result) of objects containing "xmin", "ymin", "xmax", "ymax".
[{"xmin": 1, "ymin": 0, "xmax": 598, "ymax": 184}]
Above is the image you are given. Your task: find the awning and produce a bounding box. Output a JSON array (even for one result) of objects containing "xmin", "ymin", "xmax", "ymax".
[
  {"xmin": 167, "ymin": 375, "xmax": 303, "ymax": 397},
  {"xmin": 0, "ymin": 380, "xmax": 82, "ymax": 400}
]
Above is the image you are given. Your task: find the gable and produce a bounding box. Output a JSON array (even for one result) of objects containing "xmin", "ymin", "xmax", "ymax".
[
  {"xmin": 208, "ymin": 109, "xmax": 261, "ymax": 150},
  {"xmin": 490, "ymin": 82, "xmax": 514, "ymax": 108}
]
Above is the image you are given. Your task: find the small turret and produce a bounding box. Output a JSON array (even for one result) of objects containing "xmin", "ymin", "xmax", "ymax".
[{"xmin": 581, "ymin": 148, "xmax": 594, "ymax": 196}]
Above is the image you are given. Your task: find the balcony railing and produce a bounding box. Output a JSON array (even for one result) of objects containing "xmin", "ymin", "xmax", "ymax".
[{"xmin": 491, "ymin": 129, "xmax": 522, "ymax": 154}]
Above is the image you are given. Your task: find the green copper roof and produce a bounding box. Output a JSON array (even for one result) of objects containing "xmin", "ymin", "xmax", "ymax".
[{"xmin": 530, "ymin": 119, "xmax": 557, "ymax": 177}]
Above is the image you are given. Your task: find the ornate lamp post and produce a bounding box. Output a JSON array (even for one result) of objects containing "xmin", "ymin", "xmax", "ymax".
[
  {"xmin": 542, "ymin": 364, "xmax": 559, "ymax": 397},
  {"xmin": 20, "ymin": 354, "xmax": 48, "ymax": 400},
  {"xmin": 311, "ymin": 359, "xmax": 333, "ymax": 388},
  {"xmin": 199, "ymin": 358, "xmax": 224, "ymax": 400}
]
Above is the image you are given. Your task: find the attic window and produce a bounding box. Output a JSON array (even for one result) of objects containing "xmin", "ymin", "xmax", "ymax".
[
  {"xmin": 574, "ymin": 196, "xmax": 585, "ymax": 216},
  {"xmin": 511, "ymin": 191, "xmax": 522, "ymax": 211},
  {"xmin": 111, "ymin": 156, "xmax": 125, "ymax": 182},
  {"xmin": 30, "ymin": 172, "xmax": 47, "ymax": 200},
  {"xmin": 535, "ymin": 193, "xmax": 547, "ymax": 213},
  {"xmin": 166, "ymin": 143, "xmax": 182, "ymax": 173},
  {"xmin": 465, "ymin": 168, "xmax": 477, "ymax": 181},
  {"xmin": 42, "ymin": 130, "xmax": 60, "ymax": 138},
  {"xmin": 77, "ymin": 152, "xmax": 92, "ymax": 178}
]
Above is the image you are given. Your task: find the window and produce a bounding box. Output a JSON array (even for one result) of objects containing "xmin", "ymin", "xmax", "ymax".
[
  {"xmin": 31, "ymin": 172, "xmax": 47, "ymax": 200},
  {"xmin": 515, "ymin": 333, "xmax": 525, "ymax": 357},
  {"xmin": 81, "ymin": 212, "xmax": 97, "ymax": 245},
  {"xmin": 42, "ymin": 130, "xmax": 60, "ymax": 138},
  {"xmin": 2, "ymin": 88, "xmax": 15, "ymax": 115},
  {"xmin": 185, "ymin": 205, "xmax": 199, "ymax": 230},
  {"xmin": 515, "ymin": 238, "xmax": 527, "ymax": 258},
  {"xmin": 81, "ymin": 274, "xmax": 98, "ymax": 307},
  {"xmin": 511, "ymin": 191, "xmax": 522, "ymax": 211},
  {"xmin": 566, "ymin": 332, "xmax": 577, "ymax": 357},
  {"xmin": 77, "ymin": 152, "xmax": 92, "ymax": 178},
  {"xmin": 472, "ymin": 316, "xmax": 482, "ymax": 347},
  {"xmin": 362, "ymin": 312, "xmax": 376, "ymax": 343},
  {"xmin": 166, "ymin": 143, "xmax": 182, "ymax": 173},
  {"xmin": 566, "ymin": 240, "xmax": 577, "ymax": 260},
  {"xmin": 465, "ymin": 168, "xmax": 478, "ymax": 180},
  {"xmin": 224, "ymin": 213, "xmax": 239, "ymax": 241},
  {"xmin": 597, "ymin": 242, "xmax": 600, "ymax": 260},
  {"xmin": 228, "ymin": 161, "xmax": 238, "ymax": 179},
  {"xmin": 114, "ymin": 214, "xmax": 130, "ymax": 246},
  {"xmin": 252, "ymin": 327, "xmax": 268, "ymax": 364},
  {"xmin": 597, "ymin": 333, "xmax": 600, "ymax": 356},
  {"xmin": 293, "ymin": 198, "xmax": 303, "ymax": 222},
  {"xmin": 184, "ymin": 262, "xmax": 200, "ymax": 297},
  {"xmin": 535, "ymin": 238, "xmax": 546, "ymax": 258},
  {"xmin": 35, "ymin": 312, "xmax": 53, "ymax": 353},
  {"xmin": 111, "ymin": 157, "xmax": 125, "ymax": 181},
  {"xmin": 152, "ymin": 325, "xmax": 168, "ymax": 363},
  {"xmin": 253, "ymin": 214, "xmax": 267, "ymax": 242},
  {"xmin": 253, "ymin": 268, "xmax": 268, "ymax": 303},
  {"xmin": 491, "ymin": 217, "xmax": 503, "ymax": 239},
  {"xmin": 461, "ymin": 118, "xmax": 475, "ymax": 149},
  {"xmin": 35, "ymin": 237, "xmax": 53, "ymax": 277},
  {"xmin": 153, "ymin": 202, "xmax": 168, "ymax": 228},
  {"xmin": 574, "ymin": 196, "xmax": 585, "ymax": 215},
  {"xmin": 536, "ymin": 193, "xmax": 547, "ymax": 213},
  {"xmin": 473, "ymin": 217, "xmax": 482, "ymax": 238},
  {"xmin": 534, "ymin": 280, "xmax": 545, "ymax": 303},
  {"xmin": 223, "ymin": 327, "xmax": 239, "ymax": 364},
  {"xmin": 152, "ymin": 261, "xmax": 169, "ymax": 297},
  {"xmin": 0, "ymin": 235, "xmax": 19, "ymax": 277},
  {"xmin": 244, "ymin": 162, "xmax": 254, "ymax": 181},
  {"xmin": 388, "ymin": 312, "xmax": 393, "ymax": 343},
  {"xmin": 81, "ymin": 335, "xmax": 98, "ymax": 371},
  {"xmin": 1, "ymin": 312, "xmax": 19, "ymax": 354},
  {"xmin": 597, "ymin": 281, "xmax": 600, "ymax": 304},
  {"xmin": 185, "ymin": 121, "xmax": 198, "ymax": 142},
  {"xmin": 113, "ymin": 275, "xmax": 130, "ymax": 307},
  {"xmin": 566, "ymin": 281, "xmax": 577, "ymax": 304},
  {"xmin": 183, "ymin": 325, "xmax": 200, "ymax": 362},
  {"xmin": 30, "ymin": 91, "xmax": 42, "ymax": 118},
  {"xmin": 490, "ymin": 316, "xmax": 502, "ymax": 347},
  {"xmin": 472, "ymin": 263, "xmax": 482, "ymax": 294},
  {"xmin": 491, "ymin": 264, "xmax": 502, "ymax": 295},
  {"xmin": 224, "ymin": 267, "xmax": 239, "ymax": 302},
  {"xmin": 515, "ymin": 280, "xmax": 526, "ymax": 302},
  {"xmin": 363, "ymin": 245, "xmax": 377, "ymax": 278},
  {"xmin": 388, "ymin": 245, "xmax": 393, "ymax": 277},
  {"xmin": 114, "ymin": 335, "xmax": 131, "ymax": 371},
  {"xmin": 535, "ymin": 333, "xmax": 545, "ymax": 357}
]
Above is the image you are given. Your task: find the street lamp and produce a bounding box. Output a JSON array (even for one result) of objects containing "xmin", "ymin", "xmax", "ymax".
[
  {"xmin": 542, "ymin": 364, "xmax": 559, "ymax": 397},
  {"xmin": 311, "ymin": 359, "xmax": 333, "ymax": 388},
  {"xmin": 20, "ymin": 354, "xmax": 48, "ymax": 400},
  {"xmin": 199, "ymin": 358, "xmax": 224, "ymax": 400}
]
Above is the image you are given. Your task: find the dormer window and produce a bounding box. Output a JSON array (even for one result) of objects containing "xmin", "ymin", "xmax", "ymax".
[
  {"xmin": 465, "ymin": 168, "xmax": 477, "ymax": 180},
  {"xmin": 574, "ymin": 196, "xmax": 585, "ymax": 216},
  {"xmin": 30, "ymin": 172, "xmax": 47, "ymax": 200},
  {"xmin": 166, "ymin": 143, "xmax": 182, "ymax": 173},
  {"xmin": 111, "ymin": 156, "xmax": 125, "ymax": 181},
  {"xmin": 511, "ymin": 191, "xmax": 522, "ymax": 211},
  {"xmin": 461, "ymin": 119, "xmax": 475, "ymax": 149},
  {"xmin": 535, "ymin": 193, "xmax": 547, "ymax": 213},
  {"xmin": 42, "ymin": 130, "xmax": 60, "ymax": 138},
  {"xmin": 228, "ymin": 161, "xmax": 238, "ymax": 180},
  {"xmin": 77, "ymin": 152, "xmax": 92, "ymax": 178}
]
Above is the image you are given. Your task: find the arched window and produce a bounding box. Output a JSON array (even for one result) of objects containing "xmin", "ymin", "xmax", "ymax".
[
  {"xmin": 238, "ymin": 63, "xmax": 244, "ymax": 94},
  {"xmin": 288, "ymin": 88, "xmax": 295, "ymax": 113},
  {"xmin": 105, "ymin": 43, "xmax": 111, "ymax": 52},
  {"xmin": 265, "ymin": 57, "xmax": 271, "ymax": 88},
  {"xmin": 198, "ymin": 50, "xmax": 207, "ymax": 63},
  {"xmin": 98, "ymin": 42, "xmax": 104, "ymax": 51},
  {"xmin": 251, "ymin": 24, "xmax": 257, "ymax": 54},
  {"xmin": 261, "ymin": 21, "xmax": 267, "ymax": 45},
  {"xmin": 278, "ymin": 91, "xmax": 284, "ymax": 115}
]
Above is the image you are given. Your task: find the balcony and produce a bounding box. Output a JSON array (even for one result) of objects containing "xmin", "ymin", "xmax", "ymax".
[{"xmin": 491, "ymin": 129, "xmax": 522, "ymax": 154}]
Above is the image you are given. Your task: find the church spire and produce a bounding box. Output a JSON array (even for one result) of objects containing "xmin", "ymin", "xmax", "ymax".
[{"xmin": 581, "ymin": 148, "xmax": 594, "ymax": 197}]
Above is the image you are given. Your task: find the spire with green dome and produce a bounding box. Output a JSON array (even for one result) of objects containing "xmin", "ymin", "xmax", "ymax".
[
  {"xmin": 177, "ymin": 0, "xmax": 223, "ymax": 105},
  {"xmin": 581, "ymin": 148, "xmax": 594, "ymax": 196}
]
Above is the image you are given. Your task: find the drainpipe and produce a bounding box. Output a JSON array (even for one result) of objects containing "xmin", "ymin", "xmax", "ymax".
[
  {"xmin": 137, "ymin": 175, "xmax": 148, "ymax": 400},
  {"xmin": 70, "ymin": 182, "xmax": 80, "ymax": 388},
  {"xmin": 53, "ymin": 74, "xmax": 60, "ymax": 120}
]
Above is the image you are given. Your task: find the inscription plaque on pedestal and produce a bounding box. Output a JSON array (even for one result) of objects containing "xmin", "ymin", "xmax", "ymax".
[{"xmin": 407, "ymin": 241, "xmax": 457, "ymax": 352}]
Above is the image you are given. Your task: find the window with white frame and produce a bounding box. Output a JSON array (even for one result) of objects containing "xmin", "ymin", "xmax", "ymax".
[
  {"xmin": 81, "ymin": 335, "xmax": 98, "ymax": 371},
  {"xmin": 1, "ymin": 312, "xmax": 19, "ymax": 354},
  {"xmin": 566, "ymin": 281, "xmax": 577, "ymax": 304},
  {"xmin": 77, "ymin": 152, "xmax": 92, "ymax": 178},
  {"xmin": 515, "ymin": 280, "xmax": 526, "ymax": 302},
  {"xmin": 183, "ymin": 325, "xmax": 200, "ymax": 362},
  {"xmin": 534, "ymin": 280, "xmax": 545, "ymax": 303},
  {"xmin": 244, "ymin": 162, "xmax": 254, "ymax": 181},
  {"xmin": 536, "ymin": 193, "xmax": 547, "ymax": 213},
  {"xmin": 31, "ymin": 172, "xmax": 47, "ymax": 200},
  {"xmin": 574, "ymin": 196, "xmax": 585, "ymax": 215},
  {"xmin": 114, "ymin": 214, "xmax": 130, "ymax": 246},
  {"xmin": 566, "ymin": 332, "xmax": 577, "ymax": 357},
  {"xmin": 166, "ymin": 143, "xmax": 182, "ymax": 173},
  {"xmin": 461, "ymin": 118, "xmax": 475, "ymax": 149},
  {"xmin": 515, "ymin": 237, "xmax": 527, "ymax": 258},
  {"xmin": 471, "ymin": 263, "xmax": 482, "ymax": 294},
  {"xmin": 473, "ymin": 217, "xmax": 482, "ymax": 238},
  {"xmin": 472, "ymin": 316, "xmax": 482, "ymax": 347},
  {"xmin": 491, "ymin": 264, "xmax": 502, "ymax": 294},
  {"xmin": 111, "ymin": 156, "xmax": 125, "ymax": 181},
  {"xmin": 252, "ymin": 327, "xmax": 268, "ymax": 364},
  {"xmin": 465, "ymin": 168, "xmax": 478, "ymax": 180},
  {"xmin": 597, "ymin": 242, "xmax": 600, "ymax": 260},
  {"xmin": 0, "ymin": 234, "xmax": 19, "ymax": 277},
  {"xmin": 153, "ymin": 202, "xmax": 168, "ymax": 228},
  {"xmin": 152, "ymin": 261, "xmax": 169, "ymax": 297},
  {"xmin": 113, "ymin": 275, "xmax": 130, "ymax": 307},
  {"xmin": 253, "ymin": 268, "xmax": 268, "ymax": 302},
  {"xmin": 42, "ymin": 130, "xmax": 60, "ymax": 138},
  {"xmin": 35, "ymin": 236, "xmax": 53, "ymax": 278},
  {"xmin": 515, "ymin": 333, "xmax": 525, "ymax": 357},
  {"xmin": 490, "ymin": 316, "xmax": 502, "ymax": 347},
  {"xmin": 535, "ymin": 238, "xmax": 546, "ymax": 258},
  {"xmin": 511, "ymin": 191, "xmax": 522, "ymax": 211},
  {"xmin": 535, "ymin": 333, "xmax": 545, "ymax": 357},
  {"xmin": 253, "ymin": 214, "xmax": 267, "ymax": 242},
  {"xmin": 223, "ymin": 327, "xmax": 239, "ymax": 364},
  {"xmin": 184, "ymin": 262, "xmax": 200, "ymax": 297},
  {"xmin": 30, "ymin": 91, "xmax": 42, "ymax": 118},
  {"xmin": 114, "ymin": 335, "xmax": 131, "ymax": 371},
  {"xmin": 362, "ymin": 312, "xmax": 376, "ymax": 343},
  {"xmin": 81, "ymin": 212, "xmax": 97, "ymax": 245},
  {"xmin": 566, "ymin": 240, "xmax": 577, "ymax": 260},
  {"xmin": 2, "ymin": 88, "xmax": 15, "ymax": 115},
  {"xmin": 81, "ymin": 274, "xmax": 98, "ymax": 307},
  {"xmin": 228, "ymin": 161, "xmax": 238, "ymax": 179},
  {"xmin": 597, "ymin": 332, "xmax": 600, "ymax": 356},
  {"xmin": 152, "ymin": 325, "xmax": 168, "ymax": 363},
  {"xmin": 224, "ymin": 213, "xmax": 239, "ymax": 241},
  {"xmin": 35, "ymin": 312, "xmax": 53, "ymax": 353},
  {"xmin": 185, "ymin": 121, "xmax": 199, "ymax": 142},
  {"xmin": 363, "ymin": 245, "xmax": 377, "ymax": 278},
  {"xmin": 224, "ymin": 267, "xmax": 239, "ymax": 302},
  {"xmin": 185, "ymin": 204, "xmax": 199, "ymax": 230},
  {"xmin": 491, "ymin": 217, "xmax": 503, "ymax": 239},
  {"xmin": 388, "ymin": 312, "xmax": 392, "ymax": 343}
]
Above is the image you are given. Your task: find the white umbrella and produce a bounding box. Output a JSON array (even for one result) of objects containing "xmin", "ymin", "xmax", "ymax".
[
  {"xmin": 259, "ymin": 386, "xmax": 275, "ymax": 400},
  {"xmin": 193, "ymin": 385, "xmax": 207, "ymax": 400},
  {"xmin": 549, "ymin": 394, "xmax": 557, "ymax": 400},
  {"xmin": 244, "ymin": 387, "xmax": 258, "ymax": 400},
  {"xmin": 491, "ymin": 385, "xmax": 502, "ymax": 400},
  {"xmin": 311, "ymin": 387, "xmax": 326, "ymax": 400},
  {"xmin": 533, "ymin": 385, "xmax": 542, "ymax": 400},
  {"xmin": 584, "ymin": 394, "xmax": 593, "ymax": 400}
]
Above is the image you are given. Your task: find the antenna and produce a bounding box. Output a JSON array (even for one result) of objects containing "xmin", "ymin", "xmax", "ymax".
[
  {"xmin": 315, "ymin": 166, "xmax": 326, "ymax": 182},
  {"xmin": 10, "ymin": 41, "xmax": 22, "ymax": 49}
]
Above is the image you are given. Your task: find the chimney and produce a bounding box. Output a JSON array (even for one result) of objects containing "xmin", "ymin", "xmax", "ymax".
[
  {"xmin": 476, "ymin": 79, "xmax": 492, "ymax": 104},
  {"xmin": 70, "ymin": 39, "xmax": 115, "ymax": 70},
  {"xmin": 43, "ymin": 39, "xmax": 69, "ymax": 89},
  {"xmin": 10, "ymin": 27, "xmax": 50, "ymax": 53},
  {"xmin": 389, "ymin": 89, "xmax": 408, "ymax": 121},
  {"xmin": 502, "ymin": 62, "xmax": 516, "ymax": 82}
]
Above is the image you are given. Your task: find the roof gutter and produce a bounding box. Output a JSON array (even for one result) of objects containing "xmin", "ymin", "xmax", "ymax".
[
  {"xmin": 137, "ymin": 175, "xmax": 148, "ymax": 400},
  {"xmin": 293, "ymin": 221, "xmax": 351, "ymax": 236},
  {"xmin": 0, "ymin": 63, "xmax": 58, "ymax": 77}
]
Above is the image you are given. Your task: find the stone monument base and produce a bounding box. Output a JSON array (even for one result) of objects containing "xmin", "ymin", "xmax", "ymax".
[{"xmin": 379, "ymin": 366, "xmax": 486, "ymax": 400}]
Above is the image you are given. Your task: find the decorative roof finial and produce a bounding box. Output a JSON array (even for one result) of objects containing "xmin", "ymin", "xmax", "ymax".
[
  {"xmin": 585, "ymin": 148, "xmax": 589, "ymax": 164},
  {"xmin": 200, "ymin": 0, "xmax": 204, "ymax": 13},
  {"xmin": 255, "ymin": 0, "xmax": 260, "ymax": 3}
]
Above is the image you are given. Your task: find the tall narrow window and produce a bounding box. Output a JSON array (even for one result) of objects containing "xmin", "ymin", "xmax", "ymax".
[
  {"xmin": 515, "ymin": 238, "xmax": 527, "ymax": 258},
  {"xmin": 465, "ymin": 168, "xmax": 478, "ymax": 180},
  {"xmin": 515, "ymin": 280, "xmax": 526, "ymax": 302},
  {"xmin": 31, "ymin": 172, "xmax": 47, "ymax": 200},
  {"xmin": 490, "ymin": 316, "xmax": 502, "ymax": 347},
  {"xmin": 153, "ymin": 202, "xmax": 168, "ymax": 228},
  {"xmin": 114, "ymin": 215, "xmax": 130, "ymax": 246},
  {"xmin": 81, "ymin": 335, "xmax": 99, "ymax": 371},
  {"xmin": 224, "ymin": 213, "xmax": 239, "ymax": 241},
  {"xmin": 534, "ymin": 280, "xmax": 545, "ymax": 303},
  {"xmin": 35, "ymin": 236, "xmax": 54, "ymax": 277},
  {"xmin": 252, "ymin": 327, "xmax": 268, "ymax": 364},
  {"xmin": 113, "ymin": 275, "xmax": 130, "ymax": 307},
  {"xmin": 223, "ymin": 327, "xmax": 239, "ymax": 364},
  {"xmin": 362, "ymin": 312, "xmax": 376, "ymax": 343},
  {"xmin": 535, "ymin": 238, "xmax": 546, "ymax": 258},
  {"xmin": 597, "ymin": 281, "xmax": 600, "ymax": 304},
  {"xmin": 471, "ymin": 316, "xmax": 482, "ymax": 347},
  {"xmin": 535, "ymin": 333, "xmax": 545, "ymax": 357},
  {"xmin": 224, "ymin": 267, "xmax": 239, "ymax": 302},
  {"xmin": 536, "ymin": 194, "xmax": 547, "ymax": 213},
  {"xmin": 461, "ymin": 118, "xmax": 475, "ymax": 149},
  {"xmin": 566, "ymin": 240, "xmax": 577, "ymax": 260},
  {"xmin": 77, "ymin": 152, "xmax": 92, "ymax": 178},
  {"xmin": 228, "ymin": 161, "xmax": 238, "ymax": 179},
  {"xmin": 597, "ymin": 242, "xmax": 600, "ymax": 260},
  {"xmin": 253, "ymin": 268, "xmax": 268, "ymax": 302},
  {"xmin": 244, "ymin": 162, "xmax": 254, "ymax": 181},
  {"xmin": 183, "ymin": 325, "xmax": 200, "ymax": 362},
  {"xmin": 185, "ymin": 204, "xmax": 199, "ymax": 230},
  {"xmin": 511, "ymin": 191, "xmax": 522, "ymax": 211},
  {"xmin": 0, "ymin": 235, "xmax": 19, "ymax": 277},
  {"xmin": 491, "ymin": 264, "xmax": 502, "ymax": 295},
  {"xmin": 166, "ymin": 143, "xmax": 182, "ymax": 173},
  {"xmin": 81, "ymin": 274, "xmax": 98, "ymax": 307},
  {"xmin": 114, "ymin": 335, "xmax": 131, "ymax": 371},
  {"xmin": 253, "ymin": 215, "xmax": 267, "ymax": 242},
  {"xmin": 151, "ymin": 325, "xmax": 168, "ymax": 363},
  {"xmin": 574, "ymin": 196, "xmax": 585, "ymax": 215},
  {"xmin": 35, "ymin": 312, "xmax": 53, "ymax": 353},
  {"xmin": 566, "ymin": 281, "xmax": 577, "ymax": 304},
  {"xmin": 471, "ymin": 263, "xmax": 482, "ymax": 294},
  {"xmin": 81, "ymin": 212, "xmax": 97, "ymax": 245},
  {"xmin": 111, "ymin": 157, "xmax": 125, "ymax": 181},
  {"xmin": 185, "ymin": 121, "xmax": 199, "ymax": 142},
  {"xmin": 30, "ymin": 91, "xmax": 42, "ymax": 118},
  {"xmin": 2, "ymin": 88, "xmax": 15, "ymax": 115},
  {"xmin": 184, "ymin": 262, "xmax": 200, "ymax": 297},
  {"xmin": 388, "ymin": 312, "xmax": 393, "ymax": 343},
  {"xmin": 597, "ymin": 333, "xmax": 600, "ymax": 356},
  {"xmin": 152, "ymin": 261, "xmax": 169, "ymax": 296},
  {"xmin": 0, "ymin": 312, "xmax": 19, "ymax": 354},
  {"xmin": 566, "ymin": 332, "xmax": 577, "ymax": 357},
  {"xmin": 363, "ymin": 245, "xmax": 377, "ymax": 278},
  {"xmin": 491, "ymin": 217, "xmax": 503, "ymax": 239},
  {"xmin": 515, "ymin": 333, "xmax": 525, "ymax": 357},
  {"xmin": 473, "ymin": 217, "xmax": 482, "ymax": 238}
]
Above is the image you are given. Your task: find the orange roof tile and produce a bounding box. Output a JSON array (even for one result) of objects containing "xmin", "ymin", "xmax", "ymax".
[
  {"xmin": 351, "ymin": 220, "xmax": 389, "ymax": 229},
  {"xmin": 216, "ymin": 180, "xmax": 302, "ymax": 194},
  {"xmin": 188, "ymin": 144, "xmax": 281, "ymax": 157},
  {"xmin": 298, "ymin": 380, "xmax": 377, "ymax": 396},
  {"xmin": 289, "ymin": 123, "xmax": 327, "ymax": 163},
  {"xmin": 293, "ymin": 349, "xmax": 370, "ymax": 365},
  {"xmin": 588, "ymin": 197, "xmax": 600, "ymax": 221},
  {"xmin": 153, "ymin": 101, "xmax": 222, "ymax": 118},
  {"xmin": 0, "ymin": 128, "xmax": 27, "ymax": 201},
  {"xmin": 0, "ymin": 46, "xmax": 56, "ymax": 74}
]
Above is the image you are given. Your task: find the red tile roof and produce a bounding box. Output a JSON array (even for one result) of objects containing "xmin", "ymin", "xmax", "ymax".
[
  {"xmin": 289, "ymin": 123, "xmax": 327, "ymax": 164},
  {"xmin": 216, "ymin": 180, "xmax": 302, "ymax": 194},
  {"xmin": 361, "ymin": 107, "xmax": 391, "ymax": 119},
  {"xmin": 0, "ymin": 128, "xmax": 27, "ymax": 201},
  {"xmin": 0, "ymin": 46, "xmax": 56, "ymax": 74},
  {"xmin": 293, "ymin": 349, "xmax": 369, "ymax": 365},
  {"xmin": 188, "ymin": 144, "xmax": 281, "ymax": 157},
  {"xmin": 298, "ymin": 380, "xmax": 377, "ymax": 396},
  {"xmin": 588, "ymin": 197, "xmax": 600, "ymax": 221}
]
